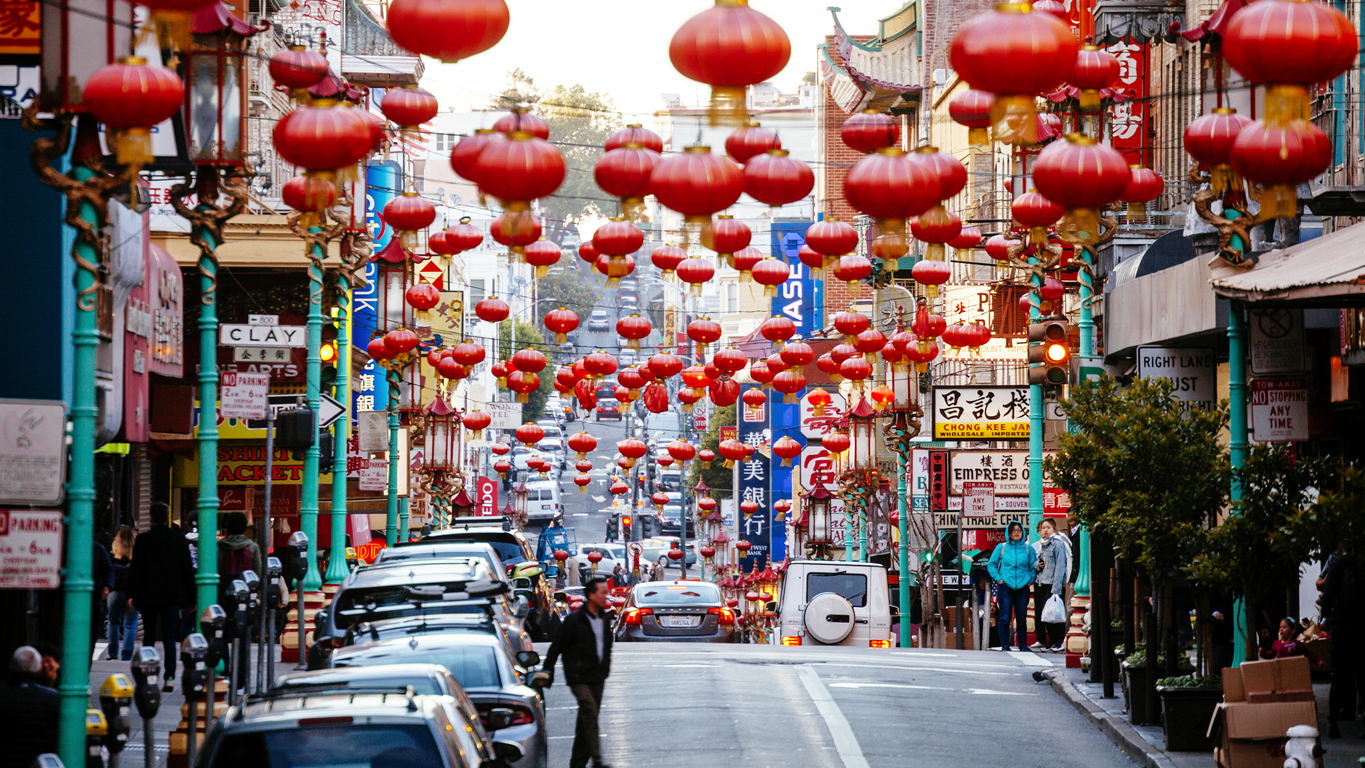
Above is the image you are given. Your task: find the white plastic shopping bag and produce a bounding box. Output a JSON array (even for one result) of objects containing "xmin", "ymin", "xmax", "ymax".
[{"xmin": 1041, "ymin": 594, "xmax": 1066, "ymax": 624}]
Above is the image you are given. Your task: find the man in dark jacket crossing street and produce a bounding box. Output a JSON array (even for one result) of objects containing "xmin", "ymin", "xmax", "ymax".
[{"xmin": 537, "ymin": 577, "xmax": 614, "ymax": 768}]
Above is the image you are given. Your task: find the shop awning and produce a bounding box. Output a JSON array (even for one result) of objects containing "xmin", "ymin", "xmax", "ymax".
[{"xmin": 1211, "ymin": 221, "xmax": 1365, "ymax": 307}]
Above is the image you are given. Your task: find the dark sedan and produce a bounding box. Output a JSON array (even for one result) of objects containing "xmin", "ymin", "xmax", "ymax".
[{"xmin": 613, "ymin": 581, "xmax": 739, "ymax": 643}]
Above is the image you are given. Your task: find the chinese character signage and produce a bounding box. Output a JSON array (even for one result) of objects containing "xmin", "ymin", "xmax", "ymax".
[
  {"xmin": 949, "ymin": 451, "xmax": 1053, "ymax": 496},
  {"xmin": 798, "ymin": 388, "xmax": 846, "ymax": 438},
  {"xmin": 352, "ymin": 359, "xmax": 380, "ymax": 421},
  {"xmin": 357, "ymin": 161, "xmax": 400, "ymax": 353},
  {"xmin": 1106, "ymin": 38, "xmax": 1149, "ymax": 165},
  {"xmin": 1043, "ymin": 487, "xmax": 1072, "ymax": 519},
  {"xmin": 737, "ymin": 383, "xmax": 770, "ymax": 569},
  {"xmin": 771, "ymin": 222, "xmax": 823, "ymax": 333},
  {"xmin": 0, "ymin": 0, "xmax": 41, "ymax": 56},
  {"xmin": 932, "ymin": 386, "xmax": 1030, "ymax": 439},
  {"xmin": 769, "ymin": 388, "xmax": 798, "ymax": 562},
  {"xmin": 929, "ymin": 450, "xmax": 948, "ymax": 511}
]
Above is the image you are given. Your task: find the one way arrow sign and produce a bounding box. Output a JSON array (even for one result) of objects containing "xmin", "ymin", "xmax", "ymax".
[{"xmin": 247, "ymin": 393, "xmax": 349, "ymax": 429}]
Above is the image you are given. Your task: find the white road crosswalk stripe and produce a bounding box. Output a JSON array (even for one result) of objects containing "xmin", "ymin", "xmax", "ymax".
[
  {"xmin": 798, "ymin": 664, "xmax": 870, "ymax": 768},
  {"xmin": 1008, "ymin": 650, "xmax": 1053, "ymax": 667}
]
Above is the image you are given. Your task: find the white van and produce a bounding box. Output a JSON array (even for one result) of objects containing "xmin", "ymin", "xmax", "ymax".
[
  {"xmin": 524, "ymin": 479, "xmax": 561, "ymax": 522},
  {"xmin": 776, "ymin": 561, "xmax": 892, "ymax": 648}
]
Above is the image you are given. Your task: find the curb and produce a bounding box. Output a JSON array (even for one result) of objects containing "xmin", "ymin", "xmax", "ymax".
[{"xmin": 1043, "ymin": 669, "xmax": 1179, "ymax": 768}]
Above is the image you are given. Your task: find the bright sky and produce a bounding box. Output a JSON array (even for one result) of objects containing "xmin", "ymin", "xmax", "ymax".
[{"xmin": 418, "ymin": 1, "xmax": 905, "ymax": 118}]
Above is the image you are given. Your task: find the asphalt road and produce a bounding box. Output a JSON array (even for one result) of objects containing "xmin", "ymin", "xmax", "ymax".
[{"xmin": 537, "ymin": 643, "xmax": 1138, "ymax": 768}]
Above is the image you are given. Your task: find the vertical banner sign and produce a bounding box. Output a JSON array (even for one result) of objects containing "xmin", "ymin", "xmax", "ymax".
[
  {"xmin": 357, "ymin": 160, "xmax": 400, "ymax": 353},
  {"xmin": 771, "ymin": 222, "xmax": 823, "ymax": 334},
  {"xmin": 476, "ymin": 476, "xmax": 499, "ymax": 517},
  {"xmin": 738, "ymin": 383, "xmax": 771, "ymax": 570},
  {"xmin": 929, "ymin": 450, "xmax": 949, "ymax": 512},
  {"xmin": 768, "ymin": 387, "xmax": 798, "ymax": 563},
  {"xmin": 1106, "ymin": 38, "xmax": 1150, "ymax": 165}
]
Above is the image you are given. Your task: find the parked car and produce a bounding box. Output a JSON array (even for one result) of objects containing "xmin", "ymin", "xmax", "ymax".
[
  {"xmin": 617, "ymin": 350, "xmax": 637, "ymax": 367},
  {"xmin": 614, "ymin": 580, "xmax": 739, "ymax": 643},
  {"xmin": 376, "ymin": 541, "xmax": 506, "ymax": 580},
  {"xmin": 596, "ymin": 399, "xmax": 622, "ymax": 421},
  {"xmin": 536, "ymin": 439, "xmax": 565, "ymax": 471},
  {"xmin": 331, "ymin": 634, "xmax": 548, "ymax": 768},
  {"xmin": 776, "ymin": 560, "xmax": 892, "ymax": 648},
  {"xmin": 308, "ymin": 558, "xmax": 505, "ymax": 669},
  {"xmin": 655, "ymin": 468, "xmax": 682, "ymax": 493},
  {"xmin": 659, "ymin": 506, "xmax": 696, "ymax": 539},
  {"xmin": 197, "ymin": 682, "xmax": 523, "ymax": 768},
  {"xmin": 342, "ymin": 612, "xmax": 531, "ymax": 663},
  {"xmin": 587, "ymin": 309, "xmax": 610, "ymax": 332},
  {"xmin": 574, "ymin": 542, "xmax": 627, "ymax": 576},
  {"xmin": 535, "ymin": 420, "xmax": 563, "ymax": 442},
  {"xmin": 422, "ymin": 526, "xmax": 561, "ymax": 641}
]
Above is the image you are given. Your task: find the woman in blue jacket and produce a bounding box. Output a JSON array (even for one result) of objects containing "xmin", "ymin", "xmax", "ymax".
[{"xmin": 988, "ymin": 520, "xmax": 1036, "ymax": 652}]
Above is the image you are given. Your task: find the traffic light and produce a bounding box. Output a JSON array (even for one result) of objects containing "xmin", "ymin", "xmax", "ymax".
[
  {"xmin": 1028, "ymin": 317, "xmax": 1071, "ymax": 386},
  {"xmin": 621, "ymin": 515, "xmax": 632, "ymax": 540},
  {"xmin": 321, "ymin": 309, "xmax": 339, "ymax": 389}
]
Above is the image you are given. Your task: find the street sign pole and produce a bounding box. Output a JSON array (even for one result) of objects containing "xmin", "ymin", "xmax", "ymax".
[
  {"xmin": 325, "ymin": 278, "xmax": 352, "ymax": 584},
  {"xmin": 301, "ymin": 232, "xmax": 325, "ymax": 590},
  {"xmin": 256, "ymin": 405, "xmax": 276, "ymax": 691}
]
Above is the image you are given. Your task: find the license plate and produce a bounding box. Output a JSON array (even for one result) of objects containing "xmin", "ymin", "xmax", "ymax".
[{"xmin": 659, "ymin": 615, "xmax": 700, "ymax": 628}]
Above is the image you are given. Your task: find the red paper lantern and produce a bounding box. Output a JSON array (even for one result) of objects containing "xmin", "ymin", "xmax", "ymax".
[
  {"xmin": 568, "ymin": 431, "xmax": 597, "ymax": 459},
  {"xmin": 449, "ymin": 129, "xmax": 503, "ymax": 184},
  {"xmin": 668, "ymin": 441, "xmax": 696, "ymax": 462},
  {"xmin": 1231, "ymin": 119, "xmax": 1332, "ymax": 219},
  {"xmin": 985, "ymin": 234, "xmax": 1017, "ymax": 262},
  {"xmin": 713, "ymin": 347, "xmax": 749, "ymax": 376},
  {"xmin": 725, "ymin": 121, "xmax": 781, "ymax": 164},
  {"xmin": 1012, "ymin": 190, "xmax": 1064, "ymax": 246},
  {"xmin": 577, "ymin": 240, "xmax": 600, "ymax": 264},
  {"xmin": 717, "ymin": 439, "xmax": 748, "ymax": 468},
  {"xmin": 806, "ymin": 220, "xmax": 858, "ymax": 274},
  {"xmin": 405, "ymin": 282, "xmax": 440, "ymax": 312},
  {"xmin": 822, "ymin": 432, "xmax": 851, "ymax": 455},
  {"xmin": 489, "ymin": 211, "xmax": 541, "ymax": 254},
  {"xmin": 642, "ymin": 382, "xmax": 669, "ymax": 413},
  {"xmin": 916, "ymin": 146, "xmax": 969, "ymax": 202},
  {"xmin": 381, "ymin": 85, "xmax": 439, "ymax": 130},
  {"xmin": 844, "ymin": 148, "xmax": 938, "ymax": 242},
  {"xmin": 383, "ymin": 192, "xmax": 436, "ymax": 248},
  {"xmin": 741, "ymin": 388, "xmax": 766, "ymax": 410},
  {"xmin": 605, "ymin": 124, "xmax": 664, "ymax": 153},
  {"xmin": 751, "ymin": 258, "xmax": 790, "ymax": 298},
  {"xmin": 780, "ymin": 340, "xmax": 815, "ymax": 371},
  {"xmin": 676, "ymin": 257, "xmax": 716, "ymax": 296},
  {"xmin": 855, "ymin": 329, "xmax": 887, "ymax": 359},
  {"xmin": 584, "ymin": 351, "xmax": 619, "ymax": 379},
  {"xmin": 709, "ymin": 377, "xmax": 739, "ymax": 407},
  {"xmin": 450, "ymin": 341, "xmax": 485, "ymax": 367},
  {"xmin": 281, "ymin": 175, "xmax": 337, "ymax": 217},
  {"xmin": 1122, "ymin": 165, "xmax": 1165, "ymax": 222},
  {"xmin": 701, "ymin": 215, "xmax": 752, "ymax": 259},
  {"xmin": 524, "ymin": 239, "xmax": 562, "ymax": 278},
  {"xmin": 1072, "ymin": 45, "xmax": 1120, "ymax": 108},
  {"xmin": 82, "ymin": 57, "xmax": 185, "ymax": 167},
  {"xmin": 911, "ymin": 209, "xmax": 963, "ymax": 263},
  {"xmin": 272, "ymin": 101, "xmax": 374, "ymax": 176},
  {"xmin": 595, "ymin": 142, "xmax": 661, "ymax": 219},
  {"xmin": 269, "ymin": 46, "xmax": 328, "ymax": 95},
  {"xmin": 475, "ymin": 132, "xmax": 565, "ymax": 211},
  {"xmin": 649, "ymin": 353, "xmax": 684, "ymax": 379},
  {"xmin": 616, "ymin": 314, "xmax": 653, "ymax": 350},
  {"xmin": 475, "ymin": 296, "xmax": 510, "ymax": 323},
  {"xmin": 773, "ymin": 369, "xmax": 806, "ymax": 404},
  {"xmin": 772, "ymin": 436, "xmax": 802, "ymax": 467},
  {"xmin": 950, "ymin": 226, "xmax": 983, "ymax": 252},
  {"xmin": 744, "ymin": 150, "xmax": 814, "ymax": 207},
  {"xmin": 911, "ymin": 260, "xmax": 953, "ymax": 299},
  {"xmin": 1223, "ymin": 0, "xmax": 1357, "ymax": 92},
  {"xmin": 544, "ymin": 308, "xmax": 579, "ymax": 344},
  {"xmin": 384, "ymin": 328, "xmax": 419, "ymax": 355},
  {"xmin": 949, "ymin": 89, "xmax": 995, "ymax": 146},
  {"xmin": 840, "ymin": 110, "xmax": 900, "ymax": 153},
  {"xmin": 506, "ymin": 371, "xmax": 540, "ymax": 402},
  {"xmin": 493, "ymin": 110, "xmax": 549, "ymax": 140},
  {"xmin": 1031, "ymin": 134, "xmax": 1131, "ymax": 242},
  {"xmin": 515, "ymin": 422, "xmax": 545, "ymax": 446},
  {"xmin": 688, "ymin": 318, "xmax": 723, "ymax": 354},
  {"xmin": 834, "ymin": 311, "xmax": 870, "ymax": 340},
  {"xmin": 949, "ymin": 4, "xmax": 1078, "ymax": 144},
  {"xmin": 650, "ymin": 145, "xmax": 744, "ymax": 226},
  {"xmin": 437, "ymin": 357, "xmax": 469, "ymax": 381},
  {"xmin": 462, "ymin": 411, "xmax": 491, "ymax": 434},
  {"xmin": 760, "ymin": 315, "xmax": 796, "ymax": 348},
  {"xmin": 669, "ymin": 0, "xmax": 791, "ymax": 124},
  {"xmin": 385, "ymin": 0, "xmax": 509, "ymax": 63},
  {"xmin": 1040, "ymin": 277, "xmax": 1065, "ymax": 303},
  {"xmin": 1184, "ymin": 109, "xmax": 1251, "ymax": 194},
  {"xmin": 832, "ymin": 254, "xmax": 873, "ymax": 288},
  {"xmin": 651, "ymin": 244, "xmax": 687, "ymax": 276}
]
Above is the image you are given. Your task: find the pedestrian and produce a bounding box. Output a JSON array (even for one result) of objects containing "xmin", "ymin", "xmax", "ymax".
[
  {"xmin": 1319, "ymin": 549, "xmax": 1364, "ymax": 737},
  {"xmin": 605, "ymin": 516, "xmax": 616, "ymax": 542},
  {"xmin": 1031, "ymin": 519, "xmax": 1070, "ymax": 651},
  {"xmin": 611, "ymin": 563, "xmax": 625, "ymax": 589},
  {"xmin": 92, "ymin": 538, "xmax": 113, "ymax": 645},
  {"xmin": 1260, "ymin": 617, "xmax": 1322, "ymax": 664},
  {"xmin": 536, "ymin": 577, "xmax": 614, "ymax": 768},
  {"xmin": 130, "ymin": 501, "xmax": 196, "ymax": 691},
  {"xmin": 107, "ymin": 525, "xmax": 139, "ymax": 661},
  {"xmin": 0, "ymin": 646, "xmax": 60, "ymax": 768},
  {"xmin": 35, "ymin": 643, "xmax": 60, "ymax": 688},
  {"xmin": 219, "ymin": 511, "xmax": 263, "ymax": 692},
  {"xmin": 987, "ymin": 520, "xmax": 1035, "ymax": 652}
]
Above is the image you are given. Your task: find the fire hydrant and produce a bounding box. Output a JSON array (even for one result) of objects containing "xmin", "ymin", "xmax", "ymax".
[{"xmin": 1282, "ymin": 725, "xmax": 1323, "ymax": 768}]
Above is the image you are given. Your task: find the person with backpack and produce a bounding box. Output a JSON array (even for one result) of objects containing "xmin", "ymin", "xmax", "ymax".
[
  {"xmin": 218, "ymin": 512, "xmax": 262, "ymax": 692},
  {"xmin": 987, "ymin": 520, "xmax": 1036, "ymax": 652}
]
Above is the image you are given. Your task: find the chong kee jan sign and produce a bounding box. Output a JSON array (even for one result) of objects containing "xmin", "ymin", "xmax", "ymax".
[{"xmin": 933, "ymin": 386, "xmax": 1030, "ymax": 439}]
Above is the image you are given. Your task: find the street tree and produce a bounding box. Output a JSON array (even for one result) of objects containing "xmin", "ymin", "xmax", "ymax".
[
  {"xmin": 498, "ymin": 317, "xmax": 554, "ymax": 423},
  {"xmin": 687, "ymin": 403, "xmax": 736, "ymax": 497}
]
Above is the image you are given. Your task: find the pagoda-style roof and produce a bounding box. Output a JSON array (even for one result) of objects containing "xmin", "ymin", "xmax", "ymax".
[
  {"xmin": 1093, "ymin": 0, "xmax": 1185, "ymax": 44},
  {"xmin": 192, "ymin": 2, "xmax": 263, "ymax": 36},
  {"xmin": 820, "ymin": 5, "xmax": 921, "ymax": 115}
]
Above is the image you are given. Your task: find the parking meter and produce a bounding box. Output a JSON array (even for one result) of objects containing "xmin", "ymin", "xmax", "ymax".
[
  {"xmin": 289, "ymin": 532, "xmax": 310, "ymax": 668},
  {"xmin": 30, "ymin": 755, "xmax": 64, "ymax": 768},
  {"xmin": 265, "ymin": 557, "xmax": 282, "ymax": 602},
  {"xmin": 99, "ymin": 674, "xmax": 133, "ymax": 766},
  {"xmin": 129, "ymin": 648, "xmax": 161, "ymax": 768},
  {"xmin": 181, "ymin": 634, "xmax": 209, "ymax": 767},
  {"xmin": 85, "ymin": 709, "xmax": 107, "ymax": 768},
  {"xmin": 261, "ymin": 557, "xmax": 283, "ymax": 690},
  {"xmin": 201, "ymin": 605, "xmax": 227, "ymax": 666}
]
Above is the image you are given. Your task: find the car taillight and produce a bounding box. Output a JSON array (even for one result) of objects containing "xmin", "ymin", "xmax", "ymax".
[
  {"xmin": 622, "ymin": 608, "xmax": 653, "ymax": 625},
  {"xmin": 869, "ymin": 639, "xmax": 891, "ymax": 649},
  {"xmin": 476, "ymin": 705, "xmax": 536, "ymax": 729},
  {"xmin": 781, "ymin": 635, "xmax": 802, "ymax": 646},
  {"xmin": 707, "ymin": 606, "xmax": 735, "ymax": 625}
]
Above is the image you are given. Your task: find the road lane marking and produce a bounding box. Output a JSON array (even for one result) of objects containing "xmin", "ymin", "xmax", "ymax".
[
  {"xmin": 654, "ymin": 664, "xmax": 715, "ymax": 668},
  {"xmin": 817, "ymin": 662, "xmax": 1012, "ymax": 676},
  {"xmin": 592, "ymin": 496, "xmax": 606, "ymax": 502},
  {"xmin": 572, "ymin": 513, "xmax": 589, "ymax": 517},
  {"xmin": 798, "ymin": 665, "xmax": 870, "ymax": 768},
  {"xmin": 1008, "ymin": 651, "xmax": 1052, "ymax": 667},
  {"xmin": 826, "ymin": 681, "xmax": 1039, "ymax": 696}
]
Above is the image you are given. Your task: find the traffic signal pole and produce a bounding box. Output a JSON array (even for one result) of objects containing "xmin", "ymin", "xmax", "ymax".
[
  {"xmin": 324, "ymin": 272, "xmax": 352, "ymax": 584},
  {"xmin": 1027, "ymin": 254, "xmax": 1044, "ymax": 543}
]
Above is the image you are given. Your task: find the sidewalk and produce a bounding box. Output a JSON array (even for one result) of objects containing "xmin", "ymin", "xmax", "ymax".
[{"xmin": 1046, "ymin": 664, "xmax": 1365, "ymax": 768}]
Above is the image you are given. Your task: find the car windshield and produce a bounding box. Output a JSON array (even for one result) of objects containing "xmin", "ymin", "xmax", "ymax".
[
  {"xmin": 275, "ymin": 675, "xmax": 444, "ymax": 695},
  {"xmin": 807, "ymin": 572, "xmax": 868, "ymax": 608},
  {"xmin": 212, "ymin": 724, "xmax": 443, "ymax": 768},
  {"xmin": 636, "ymin": 583, "xmax": 719, "ymax": 606},
  {"xmin": 339, "ymin": 645, "xmax": 502, "ymax": 691},
  {"xmin": 435, "ymin": 536, "xmax": 525, "ymax": 567}
]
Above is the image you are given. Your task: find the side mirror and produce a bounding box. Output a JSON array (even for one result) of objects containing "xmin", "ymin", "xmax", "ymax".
[
  {"xmin": 492, "ymin": 741, "xmax": 524, "ymax": 764},
  {"xmin": 553, "ymin": 591, "xmax": 568, "ymax": 602},
  {"xmin": 516, "ymin": 649, "xmax": 541, "ymax": 668},
  {"xmin": 765, "ymin": 601, "xmax": 777, "ymax": 614}
]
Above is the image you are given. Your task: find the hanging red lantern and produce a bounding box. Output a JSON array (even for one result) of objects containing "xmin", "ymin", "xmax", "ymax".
[
  {"xmin": 780, "ymin": 340, "xmax": 815, "ymax": 372},
  {"xmin": 1031, "ymin": 134, "xmax": 1131, "ymax": 243},
  {"xmin": 725, "ymin": 121, "xmax": 782, "ymax": 164},
  {"xmin": 941, "ymin": 323, "xmax": 968, "ymax": 352},
  {"xmin": 383, "ymin": 192, "xmax": 437, "ymax": 250},
  {"xmin": 798, "ymin": 245, "xmax": 825, "ymax": 278},
  {"xmin": 713, "ymin": 347, "xmax": 749, "ymax": 377},
  {"xmin": 616, "ymin": 315, "xmax": 653, "ymax": 350},
  {"xmin": 732, "ymin": 246, "xmax": 764, "ymax": 282},
  {"xmin": 985, "ymin": 234, "xmax": 1017, "ymax": 262},
  {"xmin": 281, "ymin": 175, "xmax": 337, "ymax": 226},
  {"xmin": 831, "ymin": 343, "xmax": 858, "ymax": 365},
  {"xmin": 911, "ymin": 309, "xmax": 947, "ymax": 341},
  {"xmin": 618, "ymin": 438, "xmax": 648, "ymax": 466},
  {"xmin": 384, "ymin": 328, "xmax": 420, "ymax": 355},
  {"xmin": 491, "ymin": 442, "xmax": 511, "ymax": 457},
  {"xmin": 544, "ymin": 308, "xmax": 579, "ymax": 344},
  {"xmin": 1072, "ymin": 45, "xmax": 1120, "ymax": 109},
  {"xmin": 494, "ymin": 459, "xmax": 512, "ymax": 478},
  {"xmin": 516, "ymin": 422, "xmax": 546, "ymax": 448},
  {"xmin": 840, "ymin": 110, "xmax": 900, "ymax": 153},
  {"xmin": 854, "ymin": 329, "xmax": 887, "ymax": 360},
  {"xmin": 584, "ymin": 351, "xmax": 619, "ymax": 379},
  {"xmin": 1184, "ymin": 109, "xmax": 1251, "ymax": 195},
  {"xmin": 610, "ymin": 480, "xmax": 629, "ymax": 496},
  {"xmin": 573, "ymin": 474, "xmax": 592, "ymax": 493},
  {"xmin": 1122, "ymin": 166, "xmax": 1164, "ymax": 222},
  {"xmin": 1012, "ymin": 190, "xmax": 1064, "ymax": 247},
  {"xmin": 961, "ymin": 321, "xmax": 993, "ymax": 352},
  {"xmin": 839, "ymin": 356, "xmax": 872, "ymax": 389},
  {"xmin": 682, "ymin": 365, "xmax": 713, "ymax": 391},
  {"xmin": 435, "ymin": 351, "xmax": 462, "ymax": 377},
  {"xmin": 917, "ymin": 146, "xmax": 969, "ymax": 202},
  {"xmin": 701, "ymin": 216, "xmax": 752, "ymax": 265},
  {"xmin": 594, "ymin": 253, "xmax": 636, "ymax": 282},
  {"xmin": 605, "ymin": 124, "xmax": 664, "ymax": 153},
  {"xmin": 489, "ymin": 211, "xmax": 542, "ymax": 256},
  {"xmin": 677, "ymin": 387, "xmax": 704, "ymax": 413},
  {"xmin": 665, "ymin": 441, "xmax": 695, "ymax": 464},
  {"xmin": 1223, "ymin": 0, "xmax": 1357, "ymax": 121},
  {"xmin": 717, "ymin": 439, "xmax": 749, "ymax": 468},
  {"xmin": 651, "ymin": 244, "xmax": 687, "ymax": 276},
  {"xmin": 910, "ymin": 259, "xmax": 953, "ymax": 300},
  {"xmin": 568, "ymin": 431, "xmax": 597, "ymax": 459},
  {"xmin": 444, "ymin": 219, "xmax": 485, "ymax": 253},
  {"xmin": 618, "ymin": 367, "xmax": 646, "ymax": 393},
  {"xmin": 650, "ymin": 145, "xmax": 744, "ymax": 227},
  {"xmin": 642, "ymin": 382, "xmax": 669, "ymax": 413},
  {"xmin": 806, "ymin": 220, "xmax": 859, "ymax": 274},
  {"xmin": 676, "ymin": 257, "xmax": 716, "ymax": 296},
  {"xmin": 577, "ymin": 240, "xmax": 600, "ymax": 265},
  {"xmin": 595, "ymin": 139, "xmax": 661, "ymax": 219},
  {"xmin": 272, "ymin": 100, "xmax": 374, "ymax": 180},
  {"xmin": 574, "ymin": 378, "xmax": 597, "ymax": 410},
  {"xmin": 687, "ymin": 318, "xmax": 723, "ymax": 355},
  {"xmin": 449, "ymin": 129, "xmax": 502, "ymax": 184},
  {"xmin": 524, "ymin": 239, "xmax": 562, "ymax": 278},
  {"xmin": 269, "ymin": 46, "xmax": 328, "ymax": 100},
  {"xmin": 751, "ymin": 258, "xmax": 790, "ymax": 298},
  {"xmin": 381, "ymin": 85, "xmax": 439, "ymax": 132},
  {"xmin": 450, "ymin": 341, "xmax": 485, "ymax": 367},
  {"xmin": 669, "ymin": 0, "xmax": 791, "ymax": 124},
  {"xmin": 807, "ymin": 387, "xmax": 833, "ymax": 416},
  {"xmin": 759, "ymin": 315, "xmax": 796, "ymax": 350},
  {"xmin": 822, "ymin": 432, "xmax": 851, "ymax": 455},
  {"xmin": 698, "ymin": 449, "xmax": 717, "ymax": 469},
  {"xmin": 1231, "ymin": 119, "xmax": 1332, "ymax": 220},
  {"xmin": 844, "ymin": 148, "xmax": 938, "ymax": 245},
  {"xmin": 773, "ymin": 369, "xmax": 806, "ymax": 404},
  {"xmin": 949, "ymin": 89, "xmax": 994, "ymax": 146},
  {"xmin": 741, "ymin": 388, "xmax": 766, "ymax": 410},
  {"xmin": 949, "ymin": 4, "xmax": 1078, "ymax": 144},
  {"xmin": 651, "ymin": 492, "xmax": 670, "ymax": 511},
  {"xmin": 648, "ymin": 353, "xmax": 684, "ymax": 379},
  {"xmin": 772, "ymin": 436, "xmax": 802, "ymax": 467},
  {"xmin": 832, "ymin": 254, "xmax": 873, "ymax": 289},
  {"xmin": 1040, "ymin": 277, "xmax": 1065, "ymax": 304},
  {"xmin": 574, "ymin": 459, "xmax": 593, "ymax": 474},
  {"xmin": 405, "ymin": 282, "xmax": 440, "ymax": 316},
  {"xmin": 949, "ymin": 226, "xmax": 983, "ymax": 255},
  {"xmin": 506, "ymin": 370, "xmax": 541, "ymax": 402},
  {"xmin": 475, "ymin": 132, "xmax": 565, "ymax": 213},
  {"xmin": 911, "ymin": 208, "xmax": 963, "ymax": 263},
  {"xmin": 385, "ymin": 0, "xmax": 509, "ymax": 63},
  {"xmin": 493, "ymin": 110, "xmax": 549, "ymax": 140},
  {"xmin": 709, "ymin": 377, "xmax": 740, "ymax": 407},
  {"xmin": 593, "ymin": 217, "xmax": 645, "ymax": 286},
  {"xmin": 428, "ymin": 230, "xmax": 459, "ymax": 256},
  {"xmin": 744, "ymin": 150, "xmax": 814, "ymax": 207},
  {"xmin": 834, "ymin": 310, "xmax": 870, "ymax": 341},
  {"xmin": 766, "ymin": 352, "xmax": 789, "ymax": 375},
  {"xmin": 474, "ymin": 296, "xmax": 510, "ymax": 323},
  {"xmin": 82, "ymin": 57, "xmax": 185, "ymax": 168}
]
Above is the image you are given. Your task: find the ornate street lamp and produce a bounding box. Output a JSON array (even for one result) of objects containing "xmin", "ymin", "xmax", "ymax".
[
  {"xmin": 847, "ymin": 398, "xmax": 878, "ymax": 471},
  {"xmin": 512, "ymin": 480, "xmax": 530, "ymax": 524},
  {"xmin": 185, "ymin": 4, "xmax": 262, "ymax": 165},
  {"xmin": 802, "ymin": 481, "xmax": 834, "ymax": 556},
  {"xmin": 423, "ymin": 397, "xmax": 458, "ymax": 472}
]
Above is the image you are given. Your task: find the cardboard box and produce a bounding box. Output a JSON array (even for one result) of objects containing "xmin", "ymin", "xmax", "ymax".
[
  {"xmin": 1207, "ymin": 701, "xmax": 1317, "ymax": 768},
  {"xmin": 1245, "ymin": 689, "xmax": 1315, "ymax": 704},
  {"xmin": 1238, "ymin": 656, "xmax": 1311, "ymax": 696},
  {"xmin": 1223, "ymin": 667, "xmax": 1245, "ymax": 703}
]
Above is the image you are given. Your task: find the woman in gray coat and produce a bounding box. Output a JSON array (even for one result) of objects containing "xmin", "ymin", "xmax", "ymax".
[{"xmin": 1032, "ymin": 519, "xmax": 1071, "ymax": 651}]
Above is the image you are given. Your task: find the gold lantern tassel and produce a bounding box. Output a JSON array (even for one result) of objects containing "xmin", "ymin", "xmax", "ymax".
[
  {"xmin": 723, "ymin": 457, "xmax": 734, "ymax": 469},
  {"xmin": 682, "ymin": 402, "xmax": 694, "ymax": 414},
  {"xmin": 1029, "ymin": 226, "xmax": 1049, "ymax": 247},
  {"xmin": 968, "ymin": 127, "xmax": 989, "ymax": 146},
  {"xmin": 145, "ymin": 11, "xmax": 192, "ymax": 54},
  {"xmin": 772, "ymin": 339, "xmax": 785, "ymax": 351},
  {"xmin": 784, "ymin": 392, "xmax": 797, "ymax": 404},
  {"xmin": 606, "ymin": 277, "xmax": 621, "ymax": 289},
  {"xmin": 781, "ymin": 457, "xmax": 792, "ymax": 467},
  {"xmin": 579, "ymin": 485, "xmax": 587, "ymax": 494},
  {"xmin": 497, "ymin": 376, "xmax": 508, "ymax": 389},
  {"xmin": 1261, "ymin": 184, "xmax": 1298, "ymax": 220},
  {"xmin": 990, "ymin": 94, "xmax": 1039, "ymax": 146},
  {"xmin": 690, "ymin": 283, "xmax": 703, "ymax": 298},
  {"xmin": 516, "ymin": 392, "xmax": 529, "ymax": 403},
  {"xmin": 810, "ymin": 265, "xmax": 822, "ymax": 280},
  {"xmin": 701, "ymin": 458, "xmax": 712, "ymax": 469},
  {"xmin": 925, "ymin": 243, "xmax": 945, "ymax": 262},
  {"xmin": 1265, "ymin": 85, "xmax": 1310, "ymax": 123},
  {"xmin": 621, "ymin": 196, "xmax": 646, "ymax": 221},
  {"xmin": 1211, "ymin": 164, "xmax": 1237, "ymax": 195},
  {"xmin": 113, "ymin": 128, "xmax": 154, "ymax": 169},
  {"xmin": 830, "ymin": 372, "xmax": 843, "ymax": 383},
  {"xmin": 739, "ymin": 269, "xmax": 752, "ymax": 284},
  {"xmin": 555, "ymin": 332, "xmax": 567, "ymax": 344},
  {"xmin": 1078, "ymin": 89, "xmax": 1102, "ymax": 110},
  {"xmin": 764, "ymin": 284, "xmax": 778, "ymax": 298},
  {"xmin": 823, "ymin": 254, "xmax": 836, "ymax": 272},
  {"xmin": 535, "ymin": 265, "xmax": 549, "ymax": 278},
  {"xmin": 927, "ymin": 285, "xmax": 939, "ymax": 300},
  {"xmin": 708, "ymin": 86, "xmax": 747, "ymax": 127},
  {"xmin": 1127, "ymin": 201, "xmax": 1148, "ymax": 223},
  {"xmin": 813, "ymin": 404, "xmax": 825, "ymax": 417}
]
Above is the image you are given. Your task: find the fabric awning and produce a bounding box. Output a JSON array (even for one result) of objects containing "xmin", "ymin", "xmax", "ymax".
[{"xmin": 1210, "ymin": 221, "xmax": 1365, "ymax": 307}]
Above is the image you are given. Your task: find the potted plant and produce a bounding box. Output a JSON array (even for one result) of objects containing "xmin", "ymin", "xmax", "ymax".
[
  {"xmin": 1124, "ymin": 648, "xmax": 1193, "ymax": 726},
  {"xmin": 1156, "ymin": 674, "xmax": 1222, "ymax": 751}
]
